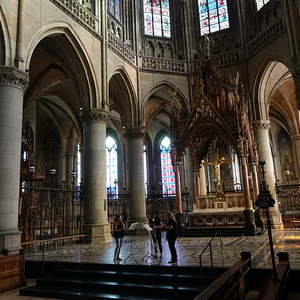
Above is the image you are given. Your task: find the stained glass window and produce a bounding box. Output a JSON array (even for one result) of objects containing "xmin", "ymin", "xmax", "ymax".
[
  {"xmin": 108, "ymin": 0, "xmax": 121, "ymax": 21},
  {"xmin": 198, "ymin": 0, "xmax": 229, "ymax": 36},
  {"xmin": 76, "ymin": 144, "xmax": 81, "ymax": 186},
  {"xmin": 106, "ymin": 136, "xmax": 118, "ymax": 195},
  {"xmin": 255, "ymin": 0, "xmax": 270, "ymax": 11},
  {"xmin": 143, "ymin": 0, "xmax": 171, "ymax": 38},
  {"xmin": 144, "ymin": 144, "xmax": 148, "ymax": 194},
  {"xmin": 160, "ymin": 136, "xmax": 176, "ymax": 195}
]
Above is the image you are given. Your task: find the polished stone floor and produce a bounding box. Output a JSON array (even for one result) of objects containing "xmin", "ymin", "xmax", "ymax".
[
  {"xmin": 1, "ymin": 230, "xmax": 300, "ymax": 299},
  {"xmin": 24, "ymin": 229, "xmax": 300, "ymax": 269}
]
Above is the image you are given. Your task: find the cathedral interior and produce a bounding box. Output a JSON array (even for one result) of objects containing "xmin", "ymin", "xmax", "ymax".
[{"xmin": 1, "ymin": 0, "xmax": 300, "ymax": 299}]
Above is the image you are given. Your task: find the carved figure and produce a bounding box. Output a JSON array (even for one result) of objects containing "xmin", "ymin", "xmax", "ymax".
[{"xmin": 200, "ymin": 34, "xmax": 215, "ymax": 59}]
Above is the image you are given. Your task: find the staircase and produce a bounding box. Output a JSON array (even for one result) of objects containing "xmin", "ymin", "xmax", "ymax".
[{"xmin": 20, "ymin": 260, "xmax": 226, "ymax": 300}]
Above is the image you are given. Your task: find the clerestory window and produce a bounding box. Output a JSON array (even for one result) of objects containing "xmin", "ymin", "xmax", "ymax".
[
  {"xmin": 143, "ymin": 0, "xmax": 171, "ymax": 38},
  {"xmin": 108, "ymin": 0, "xmax": 121, "ymax": 21},
  {"xmin": 198, "ymin": 0, "xmax": 229, "ymax": 35}
]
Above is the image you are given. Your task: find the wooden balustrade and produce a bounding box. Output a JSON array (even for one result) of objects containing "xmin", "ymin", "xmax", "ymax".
[{"xmin": 194, "ymin": 252, "xmax": 251, "ymax": 300}]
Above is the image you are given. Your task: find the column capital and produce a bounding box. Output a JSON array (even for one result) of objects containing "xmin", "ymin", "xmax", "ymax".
[
  {"xmin": 80, "ymin": 108, "xmax": 108, "ymax": 123},
  {"xmin": 0, "ymin": 66, "xmax": 28, "ymax": 91},
  {"xmin": 252, "ymin": 120, "xmax": 271, "ymax": 130},
  {"xmin": 124, "ymin": 127, "xmax": 145, "ymax": 139}
]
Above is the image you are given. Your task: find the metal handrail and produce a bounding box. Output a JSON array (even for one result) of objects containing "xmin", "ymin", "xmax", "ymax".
[{"xmin": 199, "ymin": 232, "xmax": 224, "ymax": 267}]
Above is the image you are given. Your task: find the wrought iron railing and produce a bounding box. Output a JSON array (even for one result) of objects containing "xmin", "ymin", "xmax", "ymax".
[
  {"xmin": 276, "ymin": 183, "xmax": 300, "ymax": 226},
  {"xmin": 19, "ymin": 182, "xmax": 83, "ymax": 244},
  {"xmin": 107, "ymin": 192, "xmax": 190, "ymax": 224}
]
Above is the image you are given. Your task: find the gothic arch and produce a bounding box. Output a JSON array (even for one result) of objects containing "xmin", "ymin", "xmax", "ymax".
[
  {"xmin": 0, "ymin": 6, "xmax": 12, "ymax": 65},
  {"xmin": 142, "ymin": 81, "xmax": 189, "ymax": 128},
  {"xmin": 253, "ymin": 59, "xmax": 299, "ymax": 135},
  {"xmin": 25, "ymin": 23, "xmax": 97, "ymax": 109},
  {"xmin": 108, "ymin": 67, "xmax": 137, "ymax": 128}
]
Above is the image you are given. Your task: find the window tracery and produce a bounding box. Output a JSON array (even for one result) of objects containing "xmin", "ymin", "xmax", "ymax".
[
  {"xmin": 143, "ymin": 0, "xmax": 171, "ymax": 38},
  {"xmin": 198, "ymin": 0, "xmax": 229, "ymax": 35}
]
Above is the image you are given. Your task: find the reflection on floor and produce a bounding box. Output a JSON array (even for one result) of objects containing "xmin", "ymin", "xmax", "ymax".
[{"xmin": 25, "ymin": 229, "xmax": 300, "ymax": 269}]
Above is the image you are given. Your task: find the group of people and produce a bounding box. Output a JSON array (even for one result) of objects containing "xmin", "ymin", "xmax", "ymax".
[{"xmin": 112, "ymin": 212, "xmax": 178, "ymax": 264}]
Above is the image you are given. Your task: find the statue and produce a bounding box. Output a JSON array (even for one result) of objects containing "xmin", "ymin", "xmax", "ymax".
[
  {"xmin": 200, "ymin": 34, "xmax": 215, "ymax": 59},
  {"xmin": 204, "ymin": 156, "xmax": 231, "ymax": 199}
]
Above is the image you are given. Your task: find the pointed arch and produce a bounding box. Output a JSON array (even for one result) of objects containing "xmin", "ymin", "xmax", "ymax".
[
  {"xmin": 0, "ymin": 6, "xmax": 12, "ymax": 65},
  {"xmin": 108, "ymin": 67, "xmax": 138, "ymax": 128},
  {"xmin": 25, "ymin": 22, "xmax": 98, "ymax": 109},
  {"xmin": 253, "ymin": 58, "xmax": 299, "ymax": 135},
  {"xmin": 142, "ymin": 81, "xmax": 189, "ymax": 128}
]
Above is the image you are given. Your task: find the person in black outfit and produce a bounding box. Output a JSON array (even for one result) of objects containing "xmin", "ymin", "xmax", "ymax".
[
  {"xmin": 163, "ymin": 212, "xmax": 178, "ymax": 264},
  {"xmin": 113, "ymin": 215, "xmax": 125, "ymax": 263},
  {"xmin": 149, "ymin": 215, "xmax": 163, "ymax": 257}
]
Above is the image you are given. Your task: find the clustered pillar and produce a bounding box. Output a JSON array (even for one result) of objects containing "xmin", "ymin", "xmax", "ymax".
[
  {"xmin": 81, "ymin": 109, "xmax": 112, "ymax": 243},
  {"xmin": 0, "ymin": 67, "xmax": 28, "ymax": 254}
]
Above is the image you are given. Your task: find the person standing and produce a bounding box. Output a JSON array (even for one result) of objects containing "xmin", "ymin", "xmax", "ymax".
[
  {"xmin": 149, "ymin": 215, "xmax": 163, "ymax": 257},
  {"xmin": 113, "ymin": 215, "xmax": 125, "ymax": 263},
  {"xmin": 163, "ymin": 212, "xmax": 178, "ymax": 263}
]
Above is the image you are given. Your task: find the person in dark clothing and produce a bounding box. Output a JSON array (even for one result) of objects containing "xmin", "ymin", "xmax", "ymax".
[
  {"xmin": 163, "ymin": 211, "xmax": 178, "ymax": 263},
  {"xmin": 113, "ymin": 215, "xmax": 125, "ymax": 263},
  {"xmin": 149, "ymin": 216, "xmax": 163, "ymax": 257}
]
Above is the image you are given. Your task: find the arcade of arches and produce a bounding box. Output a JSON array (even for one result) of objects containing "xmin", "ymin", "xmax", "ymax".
[{"xmin": 1, "ymin": 0, "xmax": 300, "ymax": 294}]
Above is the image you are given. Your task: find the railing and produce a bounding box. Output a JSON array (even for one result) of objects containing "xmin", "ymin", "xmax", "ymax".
[
  {"xmin": 199, "ymin": 232, "xmax": 224, "ymax": 268},
  {"xmin": 19, "ymin": 183, "xmax": 83, "ymax": 244},
  {"xmin": 21, "ymin": 234, "xmax": 86, "ymax": 274},
  {"xmin": 49, "ymin": 0, "xmax": 99, "ymax": 33},
  {"xmin": 108, "ymin": 32, "xmax": 137, "ymax": 66},
  {"xmin": 255, "ymin": 252, "xmax": 289, "ymax": 300},
  {"xmin": 107, "ymin": 192, "xmax": 190, "ymax": 224},
  {"xmin": 141, "ymin": 56, "xmax": 186, "ymax": 73},
  {"xmin": 276, "ymin": 183, "xmax": 300, "ymax": 226},
  {"xmin": 194, "ymin": 252, "xmax": 251, "ymax": 300}
]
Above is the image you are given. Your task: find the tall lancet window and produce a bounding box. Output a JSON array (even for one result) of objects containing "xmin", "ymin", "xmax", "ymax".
[
  {"xmin": 144, "ymin": 144, "xmax": 148, "ymax": 194},
  {"xmin": 160, "ymin": 136, "xmax": 176, "ymax": 195},
  {"xmin": 76, "ymin": 144, "xmax": 81, "ymax": 186},
  {"xmin": 106, "ymin": 136, "xmax": 118, "ymax": 195},
  {"xmin": 108, "ymin": 0, "xmax": 121, "ymax": 21},
  {"xmin": 255, "ymin": 0, "xmax": 270, "ymax": 10},
  {"xmin": 198, "ymin": 0, "xmax": 229, "ymax": 35},
  {"xmin": 143, "ymin": 0, "xmax": 171, "ymax": 38}
]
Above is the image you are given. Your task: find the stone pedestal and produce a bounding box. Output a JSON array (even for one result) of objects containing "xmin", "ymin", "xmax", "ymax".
[
  {"xmin": 125, "ymin": 128, "xmax": 147, "ymax": 225},
  {"xmin": 0, "ymin": 67, "xmax": 28, "ymax": 254},
  {"xmin": 81, "ymin": 109, "xmax": 112, "ymax": 243},
  {"xmin": 253, "ymin": 120, "xmax": 283, "ymax": 229}
]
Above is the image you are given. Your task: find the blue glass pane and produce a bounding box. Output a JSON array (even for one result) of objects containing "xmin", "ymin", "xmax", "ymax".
[
  {"xmin": 143, "ymin": 0, "xmax": 171, "ymax": 38},
  {"xmin": 198, "ymin": 0, "xmax": 229, "ymax": 35}
]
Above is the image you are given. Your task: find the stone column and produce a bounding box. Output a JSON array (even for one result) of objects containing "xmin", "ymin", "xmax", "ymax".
[
  {"xmin": 0, "ymin": 67, "xmax": 28, "ymax": 254},
  {"xmin": 253, "ymin": 120, "xmax": 283, "ymax": 229},
  {"xmin": 238, "ymin": 138, "xmax": 255, "ymax": 235},
  {"xmin": 194, "ymin": 169, "xmax": 200, "ymax": 197},
  {"xmin": 174, "ymin": 163, "xmax": 183, "ymax": 213},
  {"xmin": 291, "ymin": 134, "xmax": 300, "ymax": 177},
  {"xmin": 81, "ymin": 109, "xmax": 111, "ymax": 243},
  {"xmin": 125, "ymin": 128, "xmax": 147, "ymax": 224},
  {"xmin": 199, "ymin": 163, "xmax": 207, "ymax": 196}
]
